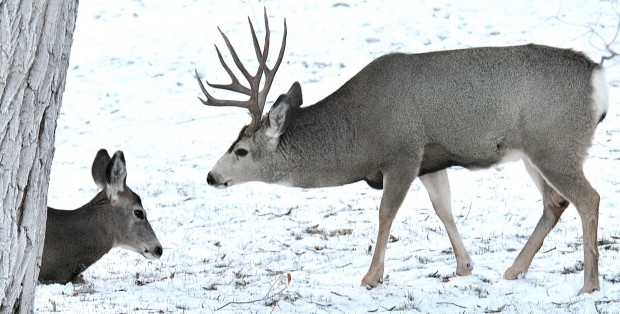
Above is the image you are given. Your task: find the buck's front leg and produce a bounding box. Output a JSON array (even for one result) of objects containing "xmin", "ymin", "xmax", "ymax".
[
  {"xmin": 419, "ymin": 170, "xmax": 473, "ymax": 276},
  {"xmin": 362, "ymin": 169, "xmax": 416, "ymax": 288}
]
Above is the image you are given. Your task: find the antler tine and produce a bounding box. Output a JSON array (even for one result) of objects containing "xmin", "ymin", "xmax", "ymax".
[
  {"xmin": 257, "ymin": 12, "xmax": 287, "ymax": 114},
  {"xmin": 197, "ymin": 24, "xmax": 265, "ymax": 115},
  {"xmin": 214, "ymin": 18, "xmax": 268, "ymax": 133},
  {"xmin": 248, "ymin": 17, "xmax": 267, "ymax": 72},
  {"xmin": 195, "ymin": 69, "xmax": 255, "ymax": 108},
  {"xmin": 206, "ymin": 44, "xmax": 251, "ymax": 95},
  {"xmin": 217, "ymin": 26, "xmax": 257, "ymax": 85},
  {"xmin": 269, "ymin": 18, "xmax": 287, "ymax": 78},
  {"xmin": 254, "ymin": 8, "xmax": 271, "ymax": 114}
]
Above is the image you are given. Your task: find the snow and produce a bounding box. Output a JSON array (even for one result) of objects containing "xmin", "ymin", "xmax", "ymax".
[{"xmin": 36, "ymin": 0, "xmax": 620, "ymax": 313}]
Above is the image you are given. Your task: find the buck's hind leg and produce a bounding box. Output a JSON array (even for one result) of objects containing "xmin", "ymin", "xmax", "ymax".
[
  {"xmin": 420, "ymin": 170, "xmax": 473, "ymax": 276},
  {"xmin": 521, "ymin": 154, "xmax": 600, "ymax": 295},
  {"xmin": 362, "ymin": 167, "xmax": 417, "ymax": 288},
  {"xmin": 504, "ymin": 159, "xmax": 569, "ymax": 280}
]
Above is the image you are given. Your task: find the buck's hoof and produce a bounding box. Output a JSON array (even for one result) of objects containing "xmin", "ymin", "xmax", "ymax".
[
  {"xmin": 578, "ymin": 284, "xmax": 600, "ymax": 295},
  {"xmin": 503, "ymin": 267, "xmax": 526, "ymax": 280},
  {"xmin": 361, "ymin": 270, "xmax": 384, "ymax": 289},
  {"xmin": 456, "ymin": 261, "xmax": 474, "ymax": 276}
]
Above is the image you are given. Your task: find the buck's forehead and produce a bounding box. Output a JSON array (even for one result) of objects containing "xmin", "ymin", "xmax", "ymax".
[{"xmin": 226, "ymin": 125, "xmax": 251, "ymax": 153}]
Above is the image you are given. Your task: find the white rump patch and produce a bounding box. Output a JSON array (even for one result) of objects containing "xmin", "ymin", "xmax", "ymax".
[
  {"xmin": 275, "ymin": 180, "xmax": 295, "ymax": 187},
  {"xmin": 591, "ymin": 68, "xmax": 609, "ymax": 122},
  {"xmin": 498, "ymin": 150, "xmax": 526, "ymax": 164}
]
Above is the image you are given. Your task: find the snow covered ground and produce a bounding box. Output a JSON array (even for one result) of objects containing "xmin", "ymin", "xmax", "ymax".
[{"xmin": 36, "ymin": 0, "xmax": 620, "ymax": 313}]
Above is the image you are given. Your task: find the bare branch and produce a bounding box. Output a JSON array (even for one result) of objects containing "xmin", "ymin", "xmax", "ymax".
[{"xmin": 552, "ymin": 1, "xmax": 620, "ymax": 65}]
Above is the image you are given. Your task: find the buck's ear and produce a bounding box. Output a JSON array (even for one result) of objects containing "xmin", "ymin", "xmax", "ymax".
[
  {"xmin": 265, "ymin": 82, "xmax": 303, "ymax": 140},
  {"xmin": 92, "ymin": 149, "xmax": 111, "ymax": 190},
  {"xmin": 287, "ymin": 81, "xmax": 303, "ymax": 108},
  {"xmin": 105, "ymin": 151, "xmax": 127, "ymax": 201}
]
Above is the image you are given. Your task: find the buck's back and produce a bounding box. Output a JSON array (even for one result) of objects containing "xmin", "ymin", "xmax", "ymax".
[
  {"xmin": 332, "ymin": 46, "xmax": 593, "ymax": 132},
  {"xmin": 300, "ymin": 44, "xmax": 602, "ymax": 171},
  {"xmin": 342, "ymin": 44, "xmax": 597, "ymax": 121}
]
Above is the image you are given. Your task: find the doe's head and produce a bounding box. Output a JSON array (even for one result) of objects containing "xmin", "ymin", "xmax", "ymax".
[{"xmin": 91, "ymin": 149, "xmax": 163, "ymax": 259}]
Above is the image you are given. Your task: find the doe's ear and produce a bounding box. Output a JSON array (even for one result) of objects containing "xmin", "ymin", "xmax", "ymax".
[
  {"xmin": 105, "ymin": 151, "xmax": 127, "ymax": 200},
  {"xmin": 92, "ymin": 149, "xmax": 111, "ymax": 190},
  {"xmin": 265, "ymin": 82, "xmax": 303, "ymax": 140}
]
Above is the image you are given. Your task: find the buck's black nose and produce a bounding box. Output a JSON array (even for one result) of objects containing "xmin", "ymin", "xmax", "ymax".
[
  {"xmin": 207, "ymin": 172, "xmax": 215, "ymax": 185},
  {"xmin": 154, "ymin": 245, "xmax": 163, "ymax": 258}
]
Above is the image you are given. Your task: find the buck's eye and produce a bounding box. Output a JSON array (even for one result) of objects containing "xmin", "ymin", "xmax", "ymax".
[
  {"xmin": 235, "ymin": 148, "xmax": 248, "ymax": 157},
  {"xmin": 134, "ymin": 210, "xmax": 145, "ymax": 220}
]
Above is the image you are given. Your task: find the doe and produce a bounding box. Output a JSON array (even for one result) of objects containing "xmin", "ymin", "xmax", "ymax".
[{"xmin": 39, "ymin": 149, "xmax": 163, "ymax": 284}]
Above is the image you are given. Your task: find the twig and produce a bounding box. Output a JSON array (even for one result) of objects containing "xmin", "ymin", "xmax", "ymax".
[
  {"xmin": 457, "ymin": 203, "xmax": 472, "ymax": 223},
  {"xmin": 256, "ymin": 207, "xmax": 294, "ymax": 217},
  {"xmin": 485, "ymin": 305, "xmax": 506, "ymax": 313},
  {"xmin": 436, "ymin": 301, "xmax": 466, "ymax": 309},
  {"xmin": 216, "ymin": 273, "xmax": 291, "ymax": 311},
  {"xmin": 595, "ymin": 299, "xmax": 620, "ymax": 312},
  {"xmin": 262, "ymin": 273, "xmax": 284, "ymax": 300},
  {"xmin": 551, "ymin": 300, "xmax": 580, "ymax": 310},
  {"xmin": 553, "ymin": 1, "xmax": 620, "ymax": 65}
]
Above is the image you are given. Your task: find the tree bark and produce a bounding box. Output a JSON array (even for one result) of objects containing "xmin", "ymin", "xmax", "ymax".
[{"xmin": 0, "ymin": 0, "xmax": 78, "ymax": 312}]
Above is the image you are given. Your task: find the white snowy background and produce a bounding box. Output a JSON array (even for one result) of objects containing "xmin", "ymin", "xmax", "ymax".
[{"xmin": 35, "ymin": 0, "xmax": 620, "ymax": 313}]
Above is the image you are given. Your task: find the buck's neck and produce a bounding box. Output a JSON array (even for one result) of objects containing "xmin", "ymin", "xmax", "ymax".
[{"xmin": 270, "ymin": 99, "xmax": 370, "ymax": 188}]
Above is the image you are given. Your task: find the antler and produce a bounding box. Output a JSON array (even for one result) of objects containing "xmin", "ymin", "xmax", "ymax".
[{"xmin": 196, "ymin": 8, "xmax": 287, "ymax": 137}]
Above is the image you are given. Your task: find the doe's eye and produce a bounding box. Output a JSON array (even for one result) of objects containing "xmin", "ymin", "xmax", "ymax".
[
  {"xmin": 134, "ymin": 210, "xmax": 145, "ymax": 220},
  {"xmin": 235, "ymin": 148, "xmax": 248, "ymax": 157}
]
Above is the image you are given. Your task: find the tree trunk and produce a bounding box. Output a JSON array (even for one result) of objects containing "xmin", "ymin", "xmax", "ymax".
[{"xmin": 0, "ymin": 0, "xmax": 78, "ymax": 312}]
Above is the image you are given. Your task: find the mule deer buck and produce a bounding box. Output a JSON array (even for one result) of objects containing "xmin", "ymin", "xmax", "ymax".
[
  {"xmin": 39, "ymin": 149, "xmax": 163, "ymax": 284},
  {"xmin": 196, "ymin": 10, "xmax": 608, "ymax": 295}
]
